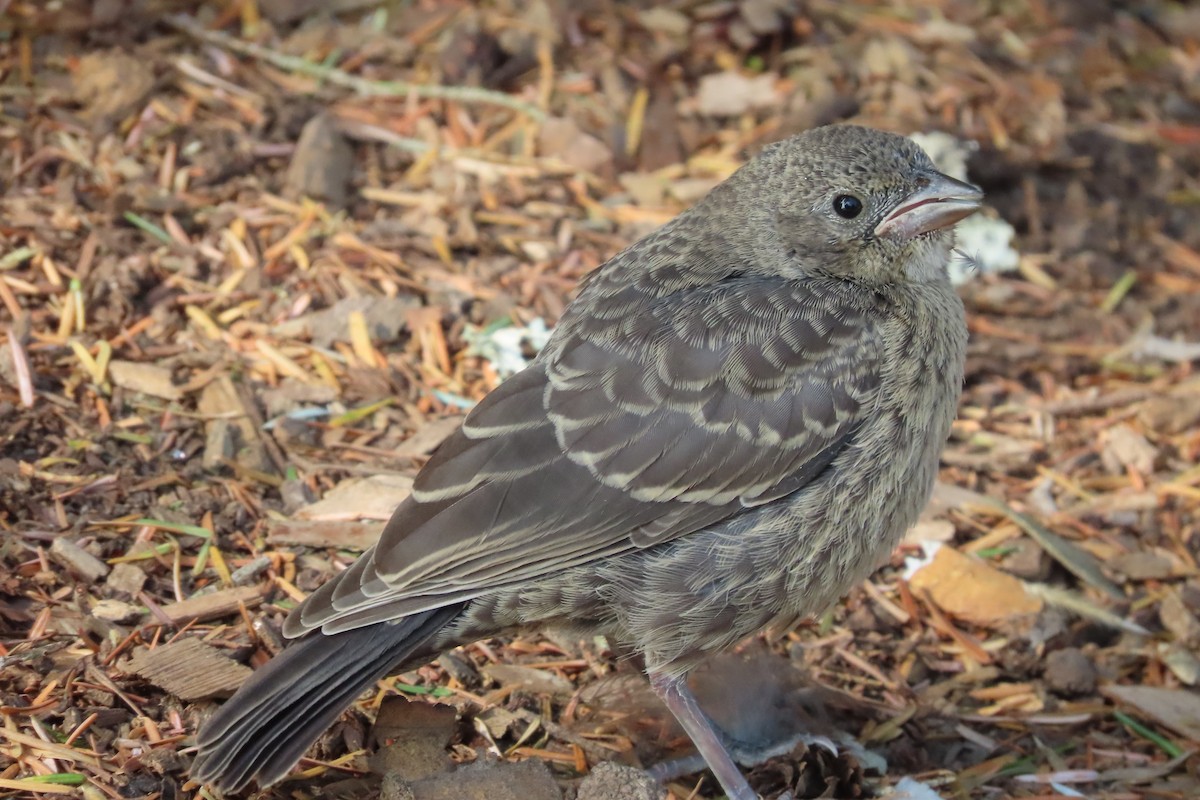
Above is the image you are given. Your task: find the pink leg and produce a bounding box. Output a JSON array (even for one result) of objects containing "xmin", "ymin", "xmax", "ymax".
[{"xmin": 648, "ymin": 672, "xmax": 763, "ymax": 800}]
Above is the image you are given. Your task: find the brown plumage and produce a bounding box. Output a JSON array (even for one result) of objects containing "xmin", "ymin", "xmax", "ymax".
[{"xmin": 191, "ymin": 125, "xmax": 981, "ymax": 800}]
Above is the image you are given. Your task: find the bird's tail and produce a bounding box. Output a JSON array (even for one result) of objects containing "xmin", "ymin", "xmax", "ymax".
[{"xmin": 190, "ymin": 604, "xmax": 465, "ymax": 793}]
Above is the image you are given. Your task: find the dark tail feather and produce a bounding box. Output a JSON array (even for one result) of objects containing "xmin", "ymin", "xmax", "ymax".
[{"xmin": 190, "ymin": 604, "xmax": 465, "ymax": 792}]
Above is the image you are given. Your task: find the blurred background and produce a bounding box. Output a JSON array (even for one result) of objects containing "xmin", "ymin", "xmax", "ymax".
[{"xmin": 1, "ymin": 2, "xmax": 1198, "ymax": 799}]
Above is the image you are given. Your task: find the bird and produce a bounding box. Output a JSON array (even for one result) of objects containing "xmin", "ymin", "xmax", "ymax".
[{"xmin": 190, "ymin": 124, "xmax": 981, "ymax": 800}]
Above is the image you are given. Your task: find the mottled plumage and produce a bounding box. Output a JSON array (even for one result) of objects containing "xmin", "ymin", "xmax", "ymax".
[{"xmin": 192, "ymin": 125, "xmax": 981, "ymax": 800}]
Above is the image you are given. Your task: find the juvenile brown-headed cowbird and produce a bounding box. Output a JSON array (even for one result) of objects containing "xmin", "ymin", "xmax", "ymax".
[{"xmin": 191, "ymin": 125, "xmax": 981, "ymax": 800}]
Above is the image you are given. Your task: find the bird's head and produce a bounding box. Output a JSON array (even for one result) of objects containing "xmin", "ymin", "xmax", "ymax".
[{"xmin": 716, "ymin": 125, "xmax": 984, "ymax": 285}]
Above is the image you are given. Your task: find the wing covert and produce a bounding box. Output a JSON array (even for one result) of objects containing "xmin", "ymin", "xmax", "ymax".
[{"xmin": 544, "ymin": 275, "xmax": 882, "ymax": 505}]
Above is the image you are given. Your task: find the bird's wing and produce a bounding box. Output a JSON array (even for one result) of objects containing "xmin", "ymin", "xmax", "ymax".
[{"xmin": 287, "ymin": 276, "xmax": 883, "ymax": 637}]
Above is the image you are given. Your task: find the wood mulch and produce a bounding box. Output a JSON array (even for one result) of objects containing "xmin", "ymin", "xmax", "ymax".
[{"xmin": 2, "ymin": 2, "xmax": 1199, "ymax": 798}]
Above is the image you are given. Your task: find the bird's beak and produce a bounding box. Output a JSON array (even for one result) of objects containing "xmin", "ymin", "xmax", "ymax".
[{"xmin": 874, "ymin": 172, "xmax": 984, "ymax": 239}]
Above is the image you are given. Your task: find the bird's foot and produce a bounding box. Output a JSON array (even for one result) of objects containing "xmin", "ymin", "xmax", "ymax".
[
  {"xmin": 802, "ymin": 734, "xmax": 839, "ymax": 756},
  {"xmin": 645, "ymin": 753, "xmax": 707, "ymax": 784}
]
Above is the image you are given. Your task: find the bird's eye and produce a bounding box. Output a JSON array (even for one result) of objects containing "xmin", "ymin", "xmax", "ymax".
[{"xmin": 832, "ymin": 194, "xmax": 863, "ymax": 219}]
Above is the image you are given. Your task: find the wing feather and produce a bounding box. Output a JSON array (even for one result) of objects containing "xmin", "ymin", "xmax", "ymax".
[{"xmin": 287, "ymin": 274, "xmax": 883, "ymax": 637}]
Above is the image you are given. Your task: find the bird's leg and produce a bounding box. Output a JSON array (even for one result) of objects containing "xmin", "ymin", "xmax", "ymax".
[{"xmin": 648, "ymin": 671, "xmax": 763, "ymax": 800}]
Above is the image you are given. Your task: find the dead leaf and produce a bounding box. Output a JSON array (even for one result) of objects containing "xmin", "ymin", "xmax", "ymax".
[
  {"xmin": 294, "ymin": 473, "xmax": 414, "ymax": 521},
  {"xmin": 909, "ymin": 546, "xmax": 1042, "ymax": 626},
  {"xmin": 1103, "ymin": 684, "xmax": 1200, "ymax": 741}
]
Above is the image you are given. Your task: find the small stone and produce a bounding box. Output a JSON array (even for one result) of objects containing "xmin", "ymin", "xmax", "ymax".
[
  {"xmin": 538, "ymin": 117, "xmax": 612, "ymax": 174},
  {"xmin": 577, "ymin": 761, "xmax": 660, "ymax": 800},
  {"xmin": 105, "ymin": 562, "xmax": 146, "ymax": 596},
  {"xmin": 1099, "ymin": 424, "xmax": 1157, "ymax": 475},
  {"xmin": 1043, "ymin": 648, "xmax": 1097, "ymax": 696}
]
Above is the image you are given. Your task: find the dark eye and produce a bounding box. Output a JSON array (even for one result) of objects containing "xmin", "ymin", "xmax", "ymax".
[{"xmin": 832, "ymin": 194, "xmax": 863, "ymax": 219}]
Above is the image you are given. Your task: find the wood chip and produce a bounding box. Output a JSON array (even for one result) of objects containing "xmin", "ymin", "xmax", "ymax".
[
  {"xmin": 482, "ymin": 664, "xmax": 576, "ymax": 697},
  {"xmin": 1160, "ymin": 590, "xmax": 1200, "ymax": 644},
  {"xmin": 108, "ymin": 360, "xmax": 183, "ymax": 400},
  {"xmin": 1102, "ymin": 684, "xmax": 1200, "ymax": 741},
  {"xmin": 285, "ymin": 113, "xmax": 354, "ymax": 208},
  {"xmin": 125, "ymin": 638, "xmax": 252, "ymax": 700},
  {"xmin": 49, "ymin": 536, "xmax": 110, "ymax": 581},
  {"xmin": 266, "ymin": 519, "xmax": 384, "ymax": 549},
  {"xmin": 92, "ymin": 598, "xmax": 142, "ymax": 623},
  {"xmin": 197, "ymin": 375, "xmax": 270, "ymax": 472},
  {"xmin": 156, "ymin": 584, "xmax": 266, "ymax": 626},
  {"xmin": 1138, "ymin": 388, "xmax": 1200, "ymax": 435}
]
